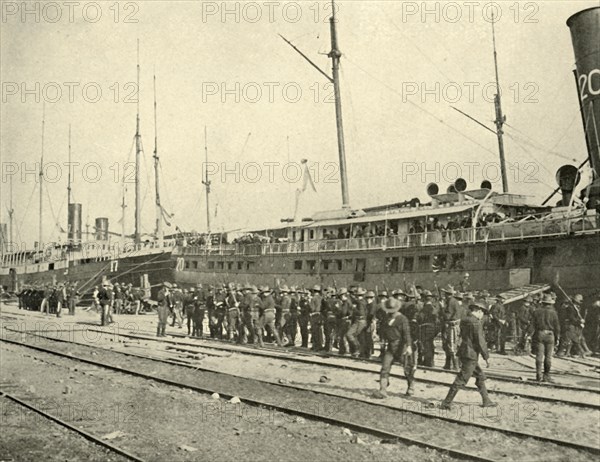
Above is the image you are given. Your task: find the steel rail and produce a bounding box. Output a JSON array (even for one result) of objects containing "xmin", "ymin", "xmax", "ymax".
[{"xmin": 2, "ymin": 332, "xmax": 599, "ymax": 457}]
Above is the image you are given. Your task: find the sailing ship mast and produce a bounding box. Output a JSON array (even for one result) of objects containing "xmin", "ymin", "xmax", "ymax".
[
  {"xmin": 491, "ymin": 14, "xmax": 509, "ymax": 193},
  {"xmin": 202, "ymin": 126, "xmax": 211, "ymax": 235},
  {"xmin": 67, "ymin": 125, "xmax": 72, "ymax": 209},
  {"xmin": 8, "ymin": 175, "xmax": 14, "ymax": 246},
  {"xmin": 134, "ymin": 39, "xmax": 142, "ymax": 244},
  {"xmin": 279, "ymin": 0, "xmax": 351, "ymax": 209},
  {"xmin": 38, "ymin": 104, "xmax": 45, "ymax": 249},
  {"xmin": 153, "ymin": 73, "xmax": 163, "ymax": 245},
  {"xmin": 328, "ymin": 2, "xmax": 350, "ymax": 208}
]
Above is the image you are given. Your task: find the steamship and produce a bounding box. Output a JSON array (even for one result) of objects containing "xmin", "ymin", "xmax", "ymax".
[
  {"xmin": 0, "ymin": 59, "xmax": 176, "ymax": 297},
  {"xmin": 171, "ymin": 6, "xmax": 600, "ymax": 298}
]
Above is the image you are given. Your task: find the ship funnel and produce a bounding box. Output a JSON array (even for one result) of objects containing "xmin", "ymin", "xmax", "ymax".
[
  {"xmin": 447, "ymin": 185, "xmax": 457, "ymax": 193},
  {"xmin": 68, "ymin": 203, "xmax": 82, "ymax": 244},
  {"xmin": 556, "ymin": 164, "xmax": 581, "ymax": 206},
  {"xmin": 454, "ymin": 178, "xmax": 467, "ymax": 192},
  {"xmin": 426, "ymin": 183, "xmax": 439, "ymax": 197},
  {"xmin": 481, "ymin": 180, "xmax": 492, "ymax": 190},
  {"xmin": 567, "ymin": 7, "xmax": 600, "ymax": 207},
  {"xmin": 95, "ymin": 217, "xmax": 109, "ymax": 241}
]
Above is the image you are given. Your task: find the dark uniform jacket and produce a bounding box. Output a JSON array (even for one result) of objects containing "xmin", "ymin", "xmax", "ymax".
[
  {"xmin": 528, "ymin": 306, "xmax": 561, "ymax": 335},
  {"xmin": 445, "ymin": 298, "xmax": 462, "ymax": 322},
  {"xmin": 380, "ymin": 312, "xmax": 411, "ymax": 353},
  {"xmin": 457, "ymin": 314, "xmax": 489, "ymax": 361}
]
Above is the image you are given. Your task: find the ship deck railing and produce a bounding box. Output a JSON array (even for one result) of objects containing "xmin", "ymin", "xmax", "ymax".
[
  {"xmin": 176, "ymin": 214, "xmax": 600, "ymax": 256},
  {"xmin": 1, "ymin": 239, "xmax": 177, "ymax": 268}
]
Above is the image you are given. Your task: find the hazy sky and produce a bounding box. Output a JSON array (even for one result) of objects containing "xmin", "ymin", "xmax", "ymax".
[{"xmin": 1, "ymin": 0, "xmax": 598, "ymax": 248}]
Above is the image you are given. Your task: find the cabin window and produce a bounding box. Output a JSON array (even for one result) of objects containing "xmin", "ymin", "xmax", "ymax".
[
  {"xmin": 207, "ymin": 261, "xmax": 215, "ymax": 270},
  {"xmin": 309, "ymin": 230, "xmax": 315, "ymax": 240},
  {"xmin": 335, "ymin": 259, "xmax": 342, "ymax": 271},
  {"xmin": 418, "ymin": 255, "xmax": 430, "ymax": 271},
  {"xmin": 294, "ymin": 260, "xmax": 303, "ymax": 270},
  {"xmin": 322, "ymin": 260, "xmax": 331, "ymax": 271},
  {"xmin": 49, "ymin": 263, "xmax": 55, "ymax": 270},
  {"xmin": 193, "ymin": 261, "xmax": 198, "ymax": 269},
  {"xmin": 185, "ymin": 261, "xmax": 190, "ymax": 269},
  {"xmin": 402, "ymin": 256, "xmax": 414, "ymax": 272},
  {"xmin": 385, "ymin": 257, "xmax": 399, "ymax": 273},
  {"xmin": 237, "ymin": 261, "xmax": 243, "ymax": 270},
  {"xmin": 217, "ymin": 261, "xmax": 224, "ymax": 270},
  {"xmin": 246, "ymin": 261, "xmax": 255, "ymax": 271},
  {"xmin": 227, "ymin": 262, "xmax": 233, "ymax": 270},
  {"xmin": 450, "ymin": 253, "xmax": 465, "ymax": 270},
  {"xmin": 488, "ymin": 250, "xmax": 507, "ymax": 268},
  {"xmin": 345, "ymin": 259, "xmax": 353, "ymax": 270},
  {"xmin": 307, "ymin": 260, "xmax": 317, "ymax": 272},
  {"xmin": 513, "ymin": 248, "xmax": 528, "ymax": 267},
  {"xmin": 355, "ymin": 258, "xmax": 366, "ymax": 273},
  {"xmin": 432, "ymin": 254, "xmax": 446, "ymax": 271}
]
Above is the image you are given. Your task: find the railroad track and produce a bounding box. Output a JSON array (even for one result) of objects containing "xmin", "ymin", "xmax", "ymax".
[
  {"xmin": 2, "ymin": 329, "xmax": 599, "ymax": 461},
  {"xmin": 0, "ymin": 389, "xmax": 145, "ymax": 462},
  {"xmin": 79, "ymin": 326, "xmax": 600, "ymax": 399}
]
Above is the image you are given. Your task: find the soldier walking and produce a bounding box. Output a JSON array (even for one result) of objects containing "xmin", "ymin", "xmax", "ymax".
[
  {"xmin": 157, "ymin": 282, "xmax": 172, "ymax": 337},
  {"xmin": 372, "ymin": 298, "xmax": 414, "ymax": 398},
  {"xmin": 442, "ymin": 288, "xmax": 462, "ymax": 370},
  {"xmin": 309, "ymin": 285, "xmax": 324, "ymax": 351},
  {"xmin": 347, "ymin": 287, "xmax": 368, "ymax": 357},
  {"xmin": 527, "ymin": 293, "xmax": 560, "ymax": 382},
  {"xmin": 298, "ymin": 289, "xmax": 311, "ymax": 348},
  {"xmin": 440, "ymin": 301, "xmax": 497, "ymax": 409}
]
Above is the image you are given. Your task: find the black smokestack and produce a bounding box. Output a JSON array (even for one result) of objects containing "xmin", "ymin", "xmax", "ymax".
[{"xmin": 567, "ymin": 7, "xmax": 600, "ymax": 207}]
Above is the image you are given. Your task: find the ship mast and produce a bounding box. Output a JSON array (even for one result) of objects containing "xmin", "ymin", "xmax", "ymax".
[
  {"xmin": 67, "ymin": 124, "xmax": 72, "ymax": 208},
  {"xmin": 153, "ymin": 72, "xmax": 163, "ymax": 245},
  {"xmin": 328, "ymin": 1, "xmax": 350, "ymax": 208},
  {"xmin": 202, "ymin": 126, "xmax": 211, "ymax": 235},
  {"xmin": 8, "ymin": 175, "xmax": 14, "ymax": 246},
  {"xmin": 39, "ymin": 103, "xmax": 45, "ymax": 249},
  {"xmin": 278, "ymin": 0, "xmax": 350, "ymax": 209},
  {"xmin": 491, "ymin": 14, "xmax": 509, "ymax": 193},
  {"xmin": 134, "ymin": 39, "xmax": 142, "ymax": 244}
]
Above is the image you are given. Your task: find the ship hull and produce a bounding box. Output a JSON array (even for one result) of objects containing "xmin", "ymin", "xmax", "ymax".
[
  {"xmin": 0, "ymin": 250, "xmax": 175, "ymax": 299},
  {"xmin": 171, "ymin": 234, "xmax": 600, "ymax": 297}
]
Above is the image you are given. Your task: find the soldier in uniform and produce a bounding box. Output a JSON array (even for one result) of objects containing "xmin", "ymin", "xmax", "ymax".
[
  {"xmin": 171, "ymin": 284, "xmax": 184, "ymax": 329},
  {"xmin": 490, "ymin": 295, "xmax": 508, "ymax": 354},
  {"xmin": 98, "ymin": 282, "xmax": 113, "ymax": 326},
  {"xmin": 238, "ymin": 284, "xmax": 253, "ymax": 344},
  {"xmin": 55, "ymin": 283, "xmax": 66, "ymax": 318},
  {"xmin": 375, "ymin": 290, "xmax": 389, "ymax": 358},
  {"xmin": 557, "ymin": 294, "xmax": 586, "ymax": 357},
  {"xmin": 284, "ymin": 286, "xmax": 299, "ymax": 346},
  {"xmin": 515, "ymin": 296, "xmax": 533, "ymax": 354},
  {"xmin": 206, "ymin": 287, "xmax": 217, "ymax": 338},
  {"xmin": 336, "ymin": 288, "xmax": 352, "ymax": 355},
  {"xmin": 419, "ymin": 290, "xmax": 438, "ymax": 367},
  {"xmin": 372, "ymin": 298, "xmax": 414, "ymax": 398},
  {"xmin": 278, "ymin": 286, "xmax": 291, "ymax": 343},
  {"xmin": 526, "ymin": 293, "xmax": 560, "ymax": 381},
  {"xmin": 440, "ymin": 301, "xmax": 497, "ymax": 409},
  {"xmin": 347, "ymin": 287, "xmax": 368, "ymax": 357},
  {"xmin": 157, "ymin": 282, "xmax": 172, "ymax": 337},
  {"xmin": 226, "ymin": 285, "xmax": 241, "ymax": 341},
  {"xmin": 40, "ymin": 283, "xmax": 53, "ymax": 314},
  {"xmin": 66, "ymin": 282, "xmax": 79, "ymax": 316},
  {"xmin": 361, "ymin": 290, "xmax": 378, "ymax": 358},
  {"xmin": 249, "ymin": 285, "xmax": 263, "ymax": 346},
  {"xmin": 192, "ymin": 287, "xmax": 206, "ymax": 338},
  {"xmin": 442, "ymin": 288, "xmax": 462, "ymax": 370},
  {"xmin": 184, "ymin": 288, "xmax": 195, "ymax": 336},
  {"xmin": 259, "ymin": 286, "xmax": 282, "ymax": 346},
  {"xmin": 309, "ymin": 285, "xmax": 324, "ymax": 351},
  {"xmin": 298, "ymin": 288, "xmax": 311, "ymax": 348},
  {"xmin": 322, "ymin": 287, "xmax": 338, "ymax": 352}
]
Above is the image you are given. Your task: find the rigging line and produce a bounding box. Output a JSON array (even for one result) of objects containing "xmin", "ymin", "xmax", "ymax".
[
  {"xmin": 344, "ymin": 54, "xmax": 499, "ymax": 157},
  {"xmin": 386, "ymin": 14, "xmax": 454, "ymax": 83},
  {"xmin": 546, "ymin": 109, "xmax": 580, "ymax": 154},
  {"xmin": 344, "ymin": 54, "xmax": 557, "ymax": 193},
  {"xmin": 44, "ymin": 185, "xmax": 62, "ymax": 241},
  {"xmin": 503, "ymin": 127, "xmax": 577, "ymax": 162},
  {"xmin": 504, "ymin": 132, "xmax": 555, "ymax": 177},
  {"xmin": 16, "ymin": 183, "xmax": 37, "ymax": 243}
]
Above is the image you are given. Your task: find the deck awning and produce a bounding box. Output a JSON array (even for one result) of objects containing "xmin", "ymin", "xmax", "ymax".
[{"xmin": 304, "ymin": 203, "xmax": 478, "ymax": 229}]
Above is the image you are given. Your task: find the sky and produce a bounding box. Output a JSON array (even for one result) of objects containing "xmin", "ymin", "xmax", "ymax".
[{"xmin": 1, "ymin": 0, "xmax": 598, "ymax": 248}]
